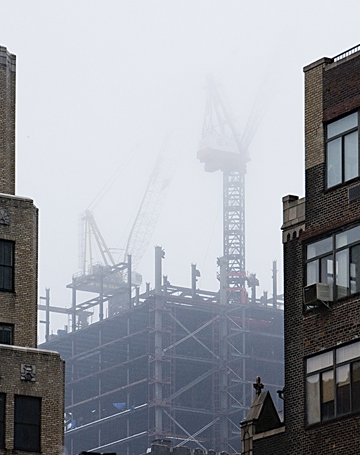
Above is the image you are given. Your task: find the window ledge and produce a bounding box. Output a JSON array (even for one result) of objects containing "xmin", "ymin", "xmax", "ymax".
[{"xmin": 306, "ymin": 409, "xmax": 360, "ymax": 429}]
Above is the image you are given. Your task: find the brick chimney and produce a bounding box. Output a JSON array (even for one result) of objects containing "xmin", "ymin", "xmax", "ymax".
[{"xmin": 0, "ymin": 46, "xmax": 16, "ymax": 195}]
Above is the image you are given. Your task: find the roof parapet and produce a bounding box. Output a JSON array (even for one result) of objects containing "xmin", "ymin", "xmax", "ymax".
[{"xmin": 281, "ymin": 195, "xmax": 305, "ymax": 243}]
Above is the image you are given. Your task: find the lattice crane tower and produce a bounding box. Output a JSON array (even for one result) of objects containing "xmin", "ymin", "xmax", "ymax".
[{"xmin": 198, "ymin": 75, "xmax": 250, "ymax": 304}]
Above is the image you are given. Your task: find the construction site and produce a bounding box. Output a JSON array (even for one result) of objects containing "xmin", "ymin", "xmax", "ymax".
[{"xmin": 39, "ymin": 76, "xmax": 284, "ymax": 455}]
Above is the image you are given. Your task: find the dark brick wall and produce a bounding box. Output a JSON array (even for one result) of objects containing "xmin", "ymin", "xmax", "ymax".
[
  {"xmin": 324, "ymin": 54, "xmax": 360, "ymax": 122},
  {"xmin": 253, "ymin": 431, "xmax": 286, "ymax": 455},
  {"xmin": 305, "ymin": 164, "xmax": 360, "ymax": 240},
  {"xmin": 250, "ymin": 49, "xmax": 360, "ymax": 455},
  {"xmin": 289, "ymin": 49, "xmax": 360, "ymax": 455},
  {"xmin": 304, "ymin": 416, "xmax": 360, "ymax": 455},
  {"xmin": 303, "ymin": 293, "xmax": 360, "ymax": 355},
  {"xmin": 283, "ymin": 237, "xmax": 304, "ymax": 454}
]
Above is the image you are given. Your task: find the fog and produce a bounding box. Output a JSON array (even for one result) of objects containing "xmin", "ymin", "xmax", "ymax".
[{"xmin": 0, "ymin": 1, "xmax": 359, "ymax": 341}]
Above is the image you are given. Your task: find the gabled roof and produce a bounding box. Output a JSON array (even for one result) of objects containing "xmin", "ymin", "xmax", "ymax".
[{"xmin": 245, "ymin": 390, "xmax": 283, "ymax": 434}]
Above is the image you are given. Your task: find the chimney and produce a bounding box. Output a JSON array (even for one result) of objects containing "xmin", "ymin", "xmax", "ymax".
[{"xmin": 0, "ymin": 46, "xmax": 16, "ymax": 195}]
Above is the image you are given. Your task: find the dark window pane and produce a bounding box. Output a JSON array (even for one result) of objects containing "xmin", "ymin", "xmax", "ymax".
[
  {"xmin": 322, "ymin": 370, "xmax": 334, "ymax": 420},
  {"xmin": 0, "ymin": 242, "xmax": 4, "ymax": 264},
  {"xmin": 0, "ymin": 242, "xmax": 13, "ymax": 292},
  {"xmin": 3, "ymin": 242, "xmax": 12, "ymax": 266},
  {"xmin": 352, "ymin": 361, "xmax": 360, "ymax": 412},
  {"xmin": 15, "ymin": 396, "xmax": 41, "ymax": 424},
  {"xmin": 0, "ymin": 241, "xmax": 13, "ymax": 266},
  {"xmin": 14, "ymin": 423, "xmax": 40, "ymax": 452},
  {"xmin": 3, "ymin": 267, "xmax": 12, "ymax": 291},
  {"xmin": 0, "ymin": 325, "xmax": 13, "ymax": 345},
  {"xmin": 14, "ymin": 396, "xmax": 41, "ymax": 452},
  {"xmin": 337, "ymin": 365, "xmax": 351, "ymax": 415}
]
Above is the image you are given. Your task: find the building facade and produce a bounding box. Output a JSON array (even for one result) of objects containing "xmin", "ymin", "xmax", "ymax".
[
  {"xmin": 241, "ymin": 44, "xmax": 360, "ymax": 454},
  {"xmin": 0, "ymin": 46, "xmax": 64, "ymax": 454}
]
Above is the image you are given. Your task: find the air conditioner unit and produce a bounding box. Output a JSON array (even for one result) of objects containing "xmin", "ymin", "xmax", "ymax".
[{"xmin": 303, "ymin": 283, "xmax": 333, "ymax": 306}]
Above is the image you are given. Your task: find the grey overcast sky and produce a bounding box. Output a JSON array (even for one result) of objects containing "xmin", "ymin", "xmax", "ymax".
[{"xmin": 0, "ymin": 1, "xmax": 359, "ymax": 341}]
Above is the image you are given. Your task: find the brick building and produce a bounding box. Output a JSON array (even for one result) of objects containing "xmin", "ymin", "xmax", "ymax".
[
  {"xmin": 0, "ymin": 46, "xmax": 64, "ymax": 454},
  {"xmin": 241, "ymin": 44, "xmax": 360, "ymax": 454}
]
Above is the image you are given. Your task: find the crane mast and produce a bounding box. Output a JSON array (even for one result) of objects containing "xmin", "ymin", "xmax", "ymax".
[{"xmin": 198, "ymin": 75, "xmax": 249, "ymax": 304}]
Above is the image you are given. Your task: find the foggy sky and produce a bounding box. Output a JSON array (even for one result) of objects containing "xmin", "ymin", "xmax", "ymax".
[{"xmin": 0, "ymin": 1, "xmax": 358, "ymax": 341}]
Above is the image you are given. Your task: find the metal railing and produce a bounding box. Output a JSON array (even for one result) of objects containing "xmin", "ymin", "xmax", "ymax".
[{"xmin": 334, "ymin": 44, "xmax": 360, "ymax": 62}]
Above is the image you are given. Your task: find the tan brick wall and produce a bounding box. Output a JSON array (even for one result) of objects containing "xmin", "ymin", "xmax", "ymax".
[
  {"xmin": 0, "ymin": 345, "xmax": 64, "ymax": 455},
  {"xmin": 0, "ymin": 47, "xmax": 15, "ymax": 195},
  {"xmin": 304, "ymin": 58, "xmax": 331, "ymax": 170},
  {"xmin": 0, "ymin": 45, "xmax": 65, "ymax": 455},
  {"xmin": 0, "ymin": 195, "xmax": 38, "ymax": 348}
]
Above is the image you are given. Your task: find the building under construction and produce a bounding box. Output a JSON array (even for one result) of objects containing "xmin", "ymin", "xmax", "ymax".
[
  {"xmin": 40, "ymin": 252, "xmax": 283, "ymax": 455},
  {"xmin": 40, "ymin": 77, "xmax": 284, "ymax": 454}
]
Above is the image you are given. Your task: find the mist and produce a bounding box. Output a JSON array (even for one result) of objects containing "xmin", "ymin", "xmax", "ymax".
[{"xmin": 0, "ymin": 1, "xmax": 358, "ymax": 341}]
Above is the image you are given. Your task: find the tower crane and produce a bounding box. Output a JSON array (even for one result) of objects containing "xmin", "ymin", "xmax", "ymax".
[
  {"xmin": 79, "ymin": 135, "xmax": 173, "ymax": 283},
  {"xmin": 123, "ymin": 150, "xmax": 171, "ymax": 271},
  {"xmin": 79, "ymin": 209, "xmax": 119, "ymax": 276},
  {"xmin": 198, "ymin": 74, "xmax": 256, "ymax": 304}
]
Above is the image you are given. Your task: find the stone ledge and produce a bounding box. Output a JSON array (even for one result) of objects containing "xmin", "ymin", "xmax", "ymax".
[
  {"xmin": 0, "ymin": 192, "xmax": 33, "ymax": 203},
  {"xmin": 0, "ymin": 343, "xmax": 64, "ymax": 359},
  {"xmin": 303, "ymin": 57, "xmax": 332, "ymax": 73},
  {"xmin": 253, "ymin": 425, "xmax": 286, "ymax": 441}
]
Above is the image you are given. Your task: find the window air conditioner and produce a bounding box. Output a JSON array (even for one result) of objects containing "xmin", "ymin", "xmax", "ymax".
[{"xmin": 303, "ymin": 283, "xmax": 333, "ymax": 306}]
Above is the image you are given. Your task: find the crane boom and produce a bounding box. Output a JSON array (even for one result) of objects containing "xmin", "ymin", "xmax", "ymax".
[{"xmin": 123, "ymin": 140, "xmax": 173, "ymax": 271}]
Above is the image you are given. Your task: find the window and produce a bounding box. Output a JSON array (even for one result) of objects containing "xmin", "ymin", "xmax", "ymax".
[
  {"xmin": 0, "ymin": 240, "xmax": 13, "ymax": 292},
  {"xmin": 14, "ymin": 395, "xmax": 41, "ymax": 452},
  {"xmin": 326, "ymin": 111, "xmax": 359, "ymax": 188},
  {"xmin": 306, "ymin": 341, "xmax": 360, "ymax": 424},
  {"xmin": 0, "ymin": 324, "xmax": 13, "ymax": 345},
  {"xmin": 306, "ymin": 224, "xmax": 360, "ymax": 300}
]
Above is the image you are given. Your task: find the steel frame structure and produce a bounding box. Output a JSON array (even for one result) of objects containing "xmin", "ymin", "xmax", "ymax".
[{"xmin": 40, "ymin": 253, "xmax": 283, "ymax": 455}]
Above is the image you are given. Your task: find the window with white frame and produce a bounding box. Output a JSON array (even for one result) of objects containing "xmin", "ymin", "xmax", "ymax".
[
  {"xmin": 306, "ymin": 341, "xmax": 360, "ymax": 424},
  {"xmin": 326, "ymin": 111, "xmax": 359, "ymax": 189},
  {"xmin": 306, "ymin": 224, "xmax": 360, "ymax": 300}
]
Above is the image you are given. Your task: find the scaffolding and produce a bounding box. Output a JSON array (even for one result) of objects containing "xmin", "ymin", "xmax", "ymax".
[{"xmin": 40, "ymin": 248, "xmax": 283, "ymax": 455}]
